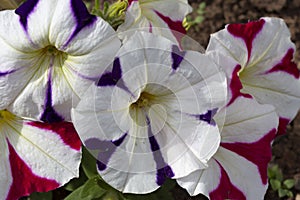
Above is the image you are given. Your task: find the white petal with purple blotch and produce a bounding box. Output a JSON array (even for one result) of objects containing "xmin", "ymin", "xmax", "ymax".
[
  {"xmin": 72, "ymin": 32, "xmax": 226, "ymax": 194},
  {"xmin": 0, "ymin": 0, "xmax": 120, "ymax": 122}
]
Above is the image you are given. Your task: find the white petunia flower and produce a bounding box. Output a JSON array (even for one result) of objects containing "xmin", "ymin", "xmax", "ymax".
[
  {"xmin": 177, "ymin": 96, "xmax": 278, "ymax": 199},
  {"xmin": 0, "ymin": 110, "xmax": 81, "ymax": 200},
  {"xmin": 117, "ymin": 0, "xmax": 192, "ymax": 44},
  {"xmin": 0, "ymin": 0, "xmax": 120, "ymax": 122},
  {"xmin": 72, "ymin": 32, "xmax": 227, "ymax": 194},
  {"xmin": 206, "ymin": 17, "xmax": 300, "ymax": 134}
]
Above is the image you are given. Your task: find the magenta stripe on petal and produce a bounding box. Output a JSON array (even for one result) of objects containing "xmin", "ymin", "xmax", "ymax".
[
  {"xmin": 266, "ymin": 48, "xmax": 299, "ymax": 79},
  {"xmin": 221, "ymin": 129, "xmax": 276, "ymax": 185},
  {"xmin": 277, "ymin": 117, "xmax": 290, "ymax": 135},
  {"xmin": 227, "ymin": 65, "xmax": 252, "ymax": 106},
  {"xmin": 155, "ymin": 11, "xmax": 186, "ymax": 43},
  {"xmin": 6, "ymin": 141, "xmax": 59, "ymax": 200},
  {"xmin": 209, "ymin": 161, "xmax": 246, "ymax": 200},
  {"xmin": 27, "ymin": 121, "xmax": 81, "ymax": 151},
  {"xmin": 227, "ymin": 19, "xmax": 265, "ymax": 61},
  {"xmin": 128, "ymin": 0, "xmax": 137, "ymax": 5}
]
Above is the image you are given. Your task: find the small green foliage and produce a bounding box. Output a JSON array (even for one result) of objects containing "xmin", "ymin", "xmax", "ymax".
[
  {"xmin": 183, "ymin": 2, "xmax": 206, "ymax": 31},
  {"xmin": 124, "ymin": 179, "xmax": 176, "ymax": 200},
  {"xmin": 268, "ymin": 164, "xmax": 295, "ymax": 198},
  {"xmin": 91, "ymin": 0, "xmax": 128, "ymax": 29},
  {"xmin": 81, "ymin": 146, "xmax": 99, "ymax": 179},
  {"xmin": 24, "ymin": 191, "xmax": 52, "ymax": 200},
  {"xmin": 65, "ymin": 175, "xmax": 111, "ymax": 200},
  {"xmin": 64, "ymin": 147, "xmax": 176, "ymax": 200}
]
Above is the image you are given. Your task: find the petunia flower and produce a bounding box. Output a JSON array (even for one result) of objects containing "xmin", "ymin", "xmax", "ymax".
[
  {"xmin": 117, "ymin": 0, "xmax": 192, "ymax": 44},
  {"xmin": 206, "ymin": 17, "xmax": 300, "ymax": 134},
  {"xmin": 72, "ymin": 32, "xmax": 227, "ymax": 194},
  {"xmin": 177, "ymin": 95, "xmax": 279, "ymax": 199},
  {"xmin": 0, "ymin": 0, "xmax": 120, "ymax": 122},
  {"xmin": 0, "ymin": 110, "xmax": 81, "ymax": 200}
]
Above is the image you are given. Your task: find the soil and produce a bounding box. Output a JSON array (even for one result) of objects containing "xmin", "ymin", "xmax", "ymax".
[{"xmin": 172, "ymin": 0, "xmax": 300, "ymax": 199}]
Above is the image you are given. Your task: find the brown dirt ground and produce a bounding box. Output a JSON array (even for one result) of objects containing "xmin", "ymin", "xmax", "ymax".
[{"xmin": 172, "ymin": 0, "xmax": 300, "ymax": 200}]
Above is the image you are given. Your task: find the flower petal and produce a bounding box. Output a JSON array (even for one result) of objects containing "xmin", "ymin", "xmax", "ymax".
[
  {"xmin": 72, "ymin": 32, "xmax": 226, "ymax": 194},
  {"xmin": 1, "ymin": 111, "xmax": 81, "ymax": 199},
  {"xmin": 0, "ymin": 1, "xmax": 121, "ymax": 121},
  {"xmin": 177, "ymin": 96, "xmax": 278, "ymax": 198},
  {"xmin": 0, "ymin": 135, "xmax": 12, "ymax": 199},
  {"xmin": 241, "ymin": 65, "xmax": 300, "ymax": 134},
  {"xmin": 72, "ymin": 85, "xmax": 132, "ymax": 142},
  {"xmin": 118, "ymin": 0, "xmax": 191, "ymax": 44},
  {"xmin": 206, "ymin": 17, "xmax": 300, "ymax": 133}
]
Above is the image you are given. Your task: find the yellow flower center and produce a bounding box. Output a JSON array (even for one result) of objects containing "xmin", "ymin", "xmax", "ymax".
[
  {"xmin": 131, "ymin": 92, "xmax": 156, "ymax": 108},
  {"xmin": 0, "ymin": 110, "xmax": 16, "ymax": 123}
]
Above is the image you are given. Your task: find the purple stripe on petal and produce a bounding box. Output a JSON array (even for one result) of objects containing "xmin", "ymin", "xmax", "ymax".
[
  {"xmin": 85, "ymin": 134, "xmax": 127, "ymax": 171},
  {"xmin": 15, "ymin": 0, "xmax": 39, "ymax": 30},
  {"xmin": 40, "ymin": 61, "xmax": 64, "ymax": 123},
  {"xmin": 97, "ymin": 57, "xmax": 131, "ymax": 94},
  {"xmin": 196, "ymin": 108, "xmax": 218, "ymax": 125},
  {"xmin": 98, "ymin": 58, "xmax": 122, "ymax": 86},
  {"xmin": 171, "ymin": 45, "xmax": 185, "ymax": 70},
  {"xmin": 0, "ymin": 69, "xmax": 17, "ymax": 76},
  {"xmin": 157, "ymin": 166, "xmax": 174, "ymax": 185},
  {"xmin": 64, "ymin": 0, "xmax": 97, "ymax": 46},
  {"xmin": 146, "ymin": 116, "xmax": 175, "ymax": 185},
  {"xmin": 40, "ymin": 78, "xmax": 64, "ymax": 123}
]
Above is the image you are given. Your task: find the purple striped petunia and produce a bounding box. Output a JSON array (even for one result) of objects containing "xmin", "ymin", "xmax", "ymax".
[
  {"xmin": 0, "ymin": 0, "xmax": 120, "ymax": 122},
  {"xmin": 72, "ymin": 32, "xmax": 227, "ymax": 194}
]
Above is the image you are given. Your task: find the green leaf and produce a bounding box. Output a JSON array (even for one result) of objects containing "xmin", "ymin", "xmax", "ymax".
[
  {"xmin": 270, "ymin": 179, "xmax": 281, "ymax": 191},
  {"xmin": 287, "ymin": 190, "xmax": 294, "ymax": 198},
  {"xmin": 64, "ymin": 168, "xmax": 88, "ymax": 191},
  {"xmin": 80, "ymin": 176, "xmax": 107, "ymax": 199},
  {"xmin": 65, "ymin": 185, "xmax": 84, "ymax": 200},
  {"xmin": 82, "ymin": 146, "xmax": 98, "ymax": 179},
  {"xmin": 65, "ymin": 176, "xmax": 107, "ymax": 200},
  {"xmin": 283, "ymin": 179, "xmax": 295, "ymax": 189},
  {"xmin": 124, "ymin": 179, "xmax": 175, "ymax": 200},
  {"xmin": 267, "ymin": 166, "xmax": 276, "ymax": 179},
  {"xmin": 268, "ymin": 165, "xmax": 283, "ymax": 181},
  {"xmin": 101, "ymin": 189, "xmax": 123, "ymax": 200},
  {"xmin": 194, "ymin": 16, "xmax": 204, "ymax": 24},
  {"xmin": 27, "ymin": 191, "xmax": 52, "ymax": 200},
  {"xmin": 278, "ymin": 188, "xmax": 289, "ymax": 198}
]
